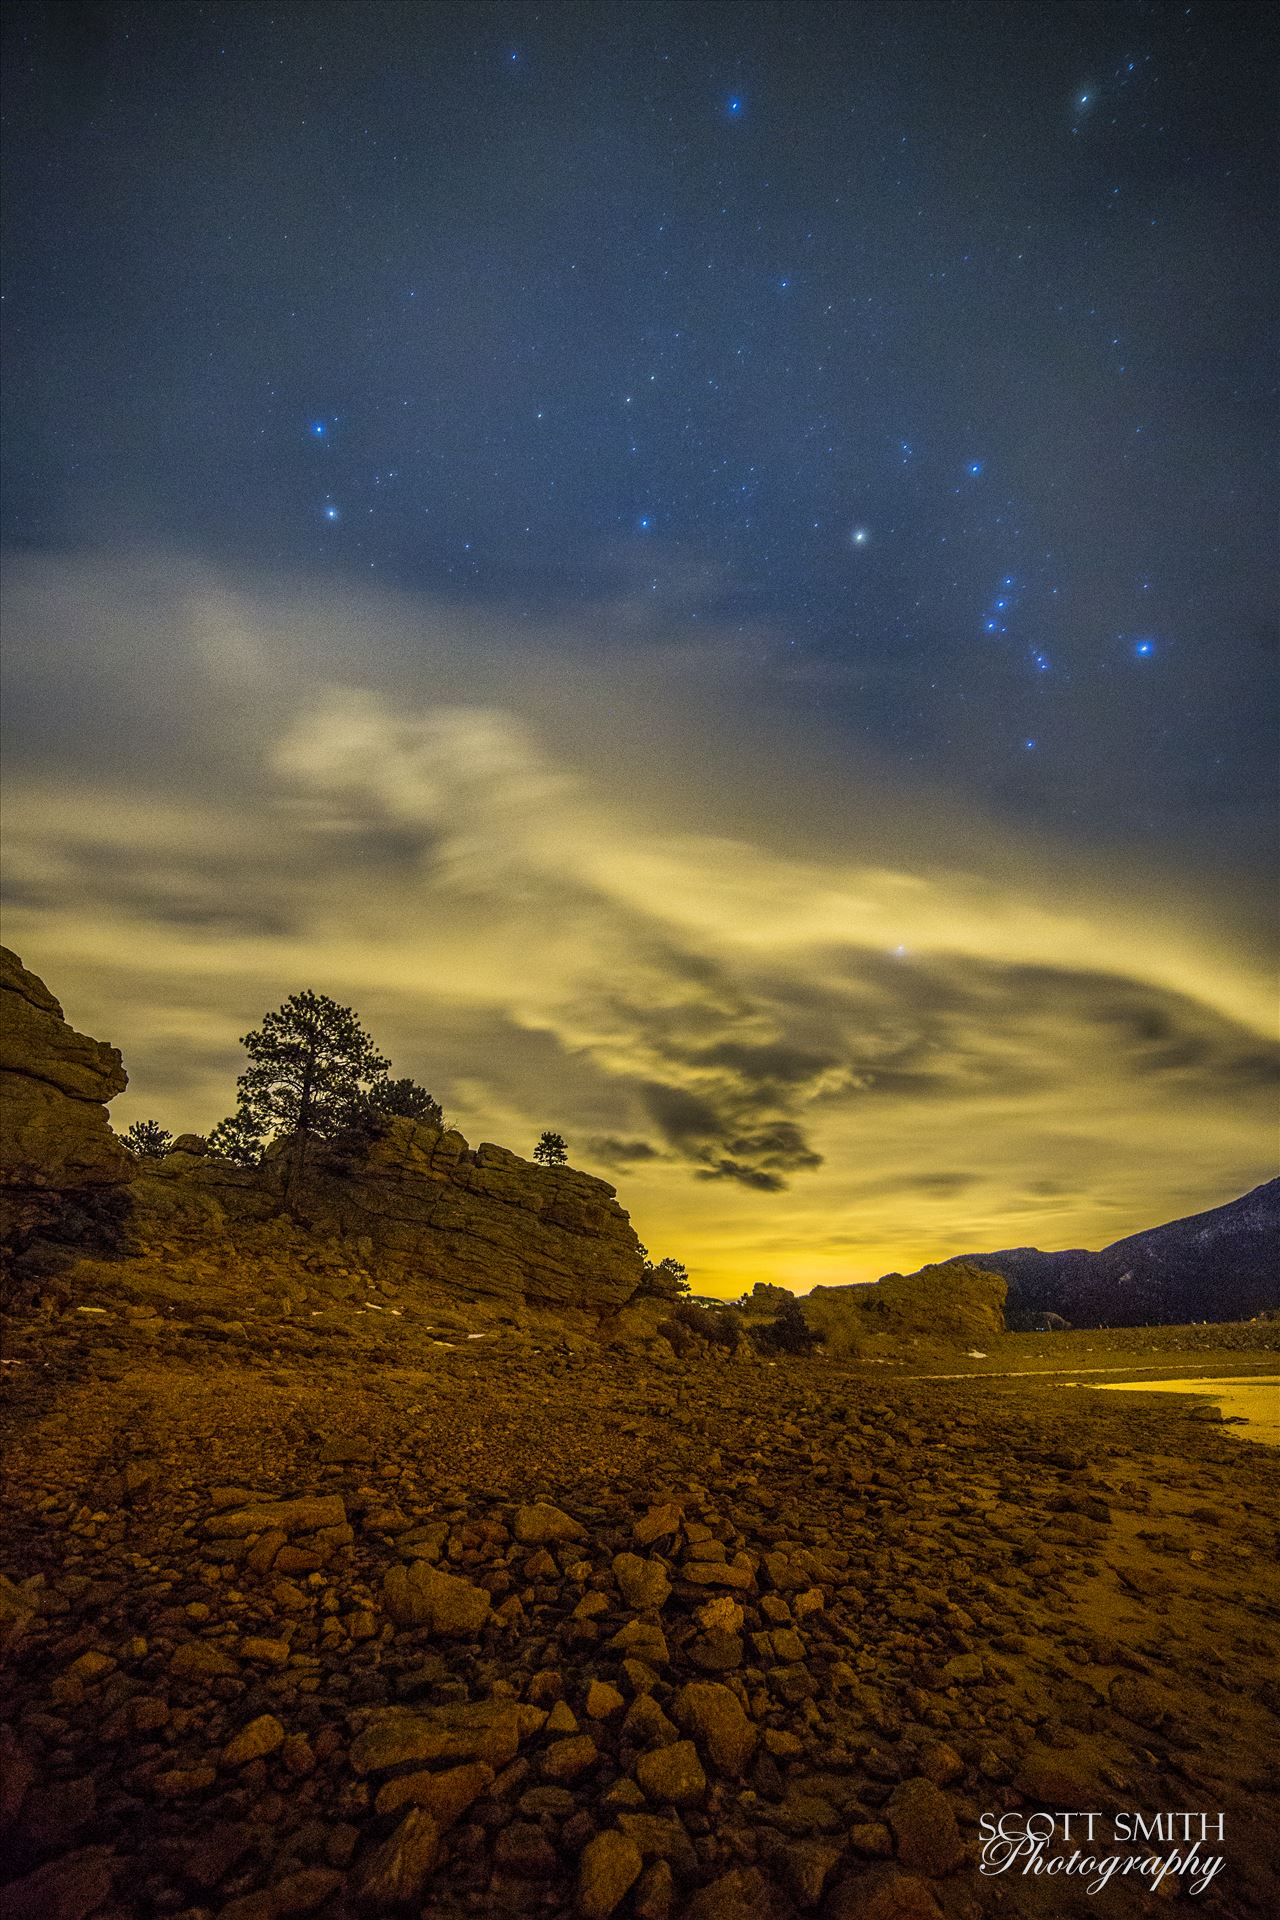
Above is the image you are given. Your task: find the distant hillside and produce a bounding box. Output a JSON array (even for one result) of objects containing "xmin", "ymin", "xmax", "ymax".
[{"xmin": 959, "ymin": 1178, "xmax": 1280, "ymax": 1328}]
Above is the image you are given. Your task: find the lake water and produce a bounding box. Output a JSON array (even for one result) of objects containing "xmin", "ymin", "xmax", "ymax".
[{"xmin": 1086, "ymin": 1375, "xmax": 1280, "ymax": 1446}]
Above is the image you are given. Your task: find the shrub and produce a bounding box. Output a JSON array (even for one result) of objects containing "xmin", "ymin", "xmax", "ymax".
[
  {"xmin": 670, "ymin": 1299, "xmax": 743, "ymax": 1351},
  {"xmin": 368, "ymin": 1077, "xmax": 444, "ymax": 1126},
  {"xmin": 753, "ymin": 1297, "xmax": 823, "ymax": 1354}
]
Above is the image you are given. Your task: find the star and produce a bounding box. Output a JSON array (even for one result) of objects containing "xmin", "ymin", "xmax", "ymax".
[
  {"xmin": 323, "ymin": 504, "xmax": 340, "ymax": 522},
  {"xmin": 1134, "ymin": 638, "xmax": 1155, "ymax": 657},
  {"xmin": 727, "ymin": 96, "xmax": 743, "ymax": 117},
  {"xmin": 309, "ymin": 421, "xmax": 327, "ymax": 439},
  {"xmin": 851, "ymin": 526, "xmax": 869, "ymax": 546}
]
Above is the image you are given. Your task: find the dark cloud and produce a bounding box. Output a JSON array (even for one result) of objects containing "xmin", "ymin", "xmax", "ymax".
[
  {"xmin": 695, "ymin": 1161, "xmax": 788, "ymax": 1193},
  {"xmin": 37, "ymin": 842, "xmax": 299, "ymax": 941},
  {"xmin": 691, "ymin": 1039, "xmax": 841, "ymax": 1090},
  {"xmin": 900, "ymin": 1172, "xmax": 980, "ymax": 1196},
  {"xmin": 585, "ymin": 1136, "xmax": 665, "ymax": 1167},
  {"xmin": 639, "ymin": 1081, "xmax": 824, "ymax": 1190}
]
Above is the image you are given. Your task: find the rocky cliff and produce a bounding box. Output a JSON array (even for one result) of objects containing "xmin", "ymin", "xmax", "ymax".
[
  {"xmin": 133, "ymin": 1118, "xmax": 646, "ymax": 1317},
  {"xmin": 0, "ymin": 950, "xmax": 645, "ymax": 1325},
  {"xmin": 0, "ymin": 946, "xmax": 133, "ymax": 1264}
]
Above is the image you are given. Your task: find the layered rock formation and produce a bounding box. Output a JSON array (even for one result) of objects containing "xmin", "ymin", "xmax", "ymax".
[
  {"xmin": 137, "ymin": 1118, "xmax": 646, "ymax": 1316},
  {"xmin": 1, "ymin": 950, "xmax": 646, "ymax": 1322},
  {"xmin": 0, "ymin": 946, "xmax": 133, "ymax": 1262}
]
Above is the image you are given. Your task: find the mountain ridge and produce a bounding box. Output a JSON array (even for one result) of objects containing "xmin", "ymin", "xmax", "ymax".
[{"xmin": 956, "ymin": 1177, "xmax": 1280, "ymax": 1327}]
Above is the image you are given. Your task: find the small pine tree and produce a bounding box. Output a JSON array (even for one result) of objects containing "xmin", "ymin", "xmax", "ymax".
[
  {"xmin": 122, "ymin": 1119, "xmax": 173, "ymax": 1159},
  {"xmin": 533, "ymin": 1130, "xmax": 569, "ymax": 1167}
]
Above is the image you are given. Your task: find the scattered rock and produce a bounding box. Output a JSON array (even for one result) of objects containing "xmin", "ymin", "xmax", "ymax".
[
  {"xmin": 514, "ymin": 1502, "xmax": 586, "ymax": 1545},
  {"xmin": 613, "ymin": 1552, "xmax": 672, "ymax": 1611},
  {"xmin": 672, "ymin": 1680, "xmax": 757, "ymax": 1774},
  {"xmin": 577, "ymin": 1827, "xmax": 643, "ymax": 1917},
  {"xmin": 382, "ymin": 1560, "xmax": 492, "ymax": 1634},
  {"xmin": 355, "ymin": 1806, "xmax": 442, "ymax": 1907},
  {"xmin": 349, "ymin": 1703, "xmax": 521, "ymax": 1774},
  {"xmin": 885, "ymin": 1777, "xmax": 964, "ymax": 1877},
  {"xmin": 685, "ymin": 1866, "xmax": 771, "ymax": 1920},
  {"xmin": 634, "ymin": 1739, "xmax": 706, "ymax": 1807},
  {"xmin": 0, "ymin": 1848, "xmax": 116, "ymax": 1920},
  {"xmin": 221, "ymin": 1714, "xmax": 286, "ymax": 1767}
]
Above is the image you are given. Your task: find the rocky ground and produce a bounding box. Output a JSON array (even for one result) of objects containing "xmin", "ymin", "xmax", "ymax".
[{"xmin": 2, "ymin": 1306, "xmax": 1278, "ymax": 1920}]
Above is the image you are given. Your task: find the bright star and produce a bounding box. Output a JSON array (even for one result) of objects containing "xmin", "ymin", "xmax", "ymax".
[
  {"xmin": 984, "ymin": 619, "xmax": 998, "ymax": 634},
  {"xmin": 638, "ymin": 515, "xmax": 651, "ymax": 531},
  {"xmin": 1134, "ymin": 638, "xmax": 1155, "ymax": 657},
  {"xmin": 851, "ymin": 526, "xmax": 869, "ymax": 546},
  {"xmin": 1024, "ymin": 739, "xmax": 1037, "ymax": 751},
  {"xmin": 323, "ymin": 504, "xmax": 340, "ymax": 522},
  {"xmin": 727, "ymin": 96, "xmax": 743, "ymax": 116},
  {"xmin": 967, "ymin": 460, "xmax": 984, "ymax": 477},
  {"xmin": 310, "ymin": 421, "xmax": 327, "ymax": 439}
]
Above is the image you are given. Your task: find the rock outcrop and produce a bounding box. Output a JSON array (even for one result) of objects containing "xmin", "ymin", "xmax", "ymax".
[
  {"xmin": 0, "ymin": 947, "xmax": 133, "ymax": 1263},
  {"xmin": 799, "ymin": 1261, "xmax": 1007, "ymax": 1358},
  {"xmin": 132, "ymin": 1117, "xmax": 645, "ymax": 1316},
  {"xmin": 1, "ymin": 951, "xmax": 644, "ymax": 1322}
]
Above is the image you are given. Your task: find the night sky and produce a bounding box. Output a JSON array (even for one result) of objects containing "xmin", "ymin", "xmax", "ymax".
[{"xmin": 3, "ymin": 0, "xmax": 1276, "ymax": 1292}]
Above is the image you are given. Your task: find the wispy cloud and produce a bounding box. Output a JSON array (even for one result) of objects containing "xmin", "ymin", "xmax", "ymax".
[{"xmin": 3, "ymin": 551, "xmax": 1275, "ymax": 1289}]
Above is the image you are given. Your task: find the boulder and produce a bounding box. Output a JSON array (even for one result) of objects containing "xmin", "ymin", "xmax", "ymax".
[
  {"xmin": 578, "ymin": 1829, "xmax": 643, "ymax": 1918},
  {"xmin": 885, "ymin": 1777, "xmax": 964, "ymax": 1876},
  {"xmin": 673, "ymin": 1680, "xmax": 757, "ymax": 1775},
  {"xmin": 801, "ymin": 1262, "xmax": 1007, "ymax": 1357},
  {"xmin": 0, "ymin": 948, "xmax": 133, "ymax": 1260},
  {"xmin": 515, "ymin": 1502, "xmax": 587, "ymax": 1545},
  {"xmin": 382, "ymin": 1561, "xmax": 492, "ymax": 1635}
]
